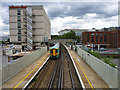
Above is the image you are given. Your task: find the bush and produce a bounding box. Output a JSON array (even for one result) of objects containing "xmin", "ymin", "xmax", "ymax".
[
  {"xmin": 87, "ymin": 49, "xmax": 92, "ymax": 55},
  {"xmin": 87, "ymin": 50, "xmax": 116, "ymax": 68},
  {"xmin": 92, "ymin": 51, "xmax": 101, "ymax": 59},
  {"xmin": 103, "ymin": 57, "xmax": 110, "ymax": 64},
  {"xmin": 101, "ymin": 57, "xmax": 116, "ymax": 68},
  {"xmin": 110, "ymin": 61, "xmax": 116, "ymax": 68}
]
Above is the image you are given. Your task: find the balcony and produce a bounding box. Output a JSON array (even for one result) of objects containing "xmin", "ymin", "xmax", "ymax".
[
  {"xmin": 24, "ymin": 31, "xmax": 27, "ymax": 34},
  {"xmin": 23, "ymin": 18, "xmax": 27, "ymax": 22},
  {"xmin": 23, "ymin": 11, "xmax": 27, "ymax": 15}
]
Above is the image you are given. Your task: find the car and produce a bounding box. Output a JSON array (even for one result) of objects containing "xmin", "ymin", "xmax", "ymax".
[
  {"xmin": 105, "ymin": 49, "xmax": 114, "ymax": 52},
  {"xmin": 99, "ymin": 48, "xmax": 107, "ymax": 51}
]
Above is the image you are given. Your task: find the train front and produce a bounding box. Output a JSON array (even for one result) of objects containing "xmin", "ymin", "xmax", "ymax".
[
  {"xmin": 50, "ymin": 42, "xmax": 60, "ymax": 59},
  {"xmin": 50, "ymin": 47, "xmax": 59, "ymax": 59}
]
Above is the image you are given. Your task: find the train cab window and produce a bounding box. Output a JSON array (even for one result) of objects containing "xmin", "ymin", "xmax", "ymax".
[
  {"xmin": 50, "ymin": 49, "xmax": 53, "ymax": 53},
  {"xmin": 55, "ymin": 49, "xmax": 58, "ymax": 53}
]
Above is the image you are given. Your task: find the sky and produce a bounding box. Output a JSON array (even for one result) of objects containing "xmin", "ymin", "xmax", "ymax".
[{"xmin": 0, "ymin": 1, "xmax": 119, "ymax": 36}]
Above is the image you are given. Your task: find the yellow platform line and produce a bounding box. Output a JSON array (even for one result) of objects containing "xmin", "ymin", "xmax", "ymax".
[
  {"xmin": 13, "ymin": 55, "xmax": 49, "ymax": 90},
  {"xmin": 73, "ymin": 57, "xmax": 94, "ymax": 89}
]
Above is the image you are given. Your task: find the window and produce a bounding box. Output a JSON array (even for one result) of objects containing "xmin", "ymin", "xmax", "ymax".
[
  {"xmin": 91, "ymin": 33, "xmax": 94, "ymax": 42},
  {"xmin": 55, "ymin": 49, "xmax": 58, "ymax": 53},
  {"xmin": 96, "ymin": 34, "xmax": 98, "ymax": 42},
  {"xmin": 104, "ymin": 34, "xmax": 107, "ymax": 42},
  {"xmin": 18, "ymin": 16, "xmax": 21, "ymax": 21},
  {"xmin": 17, "ymin": 9, "xmax": 21, "ymax": 15},
  {"xmin": 18, "ymin": 21, "xmax": 21, "ymax": 28},
  {"xmin": 100, "ymin": 33, "xmax": 102, "ymax": 42},
  {"xmin": 18, "ymin": 28, "xmax": 21, "ymax": 34},
  {"xmin": 87, "ymin": 34, "xmax": 90, "ymax": 42},
  {"xmin": 18, "ymin": 34, "xmax": 21, "ymax": 41},
  {"xmin": 50, "ymin": 49, "xmax": 53, "ymax": 53}
]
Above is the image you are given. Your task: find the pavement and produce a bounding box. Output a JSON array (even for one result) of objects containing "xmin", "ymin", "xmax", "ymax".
[
  {"xmin": 67, "ymin": 48, "xmax": 109, "ymax": 88},
  {"xmin": 2, "ymin": 51, "xmax": 49, "ymax": 89}
]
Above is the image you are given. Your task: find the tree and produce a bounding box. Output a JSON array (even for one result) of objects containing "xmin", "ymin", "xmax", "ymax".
[
  {"xmin": 51, "ymin": 30, "xmax": 77, "ymax": 40},
  {"xmin": 76, "ymin": 36, "xmax": 81, "ymax": 43}
]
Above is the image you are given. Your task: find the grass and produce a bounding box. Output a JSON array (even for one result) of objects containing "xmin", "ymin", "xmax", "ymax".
[{"xmin": 87, "ymin": 49, "xmax": 116, "ymax": 68}]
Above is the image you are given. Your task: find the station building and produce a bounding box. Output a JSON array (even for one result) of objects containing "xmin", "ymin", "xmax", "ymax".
[
  {"xmin": 9, "ymin": 5, "xmax": 51, "ymax": 50},
  {"xmin": 82, "ymin": 27, "xmax": 120, "ymax": 49}
]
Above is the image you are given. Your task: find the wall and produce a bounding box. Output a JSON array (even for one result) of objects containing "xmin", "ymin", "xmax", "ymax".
[
  {"xmin": 1, "ymin": 47, "xmax": 47, "ymax": 85},
  {"xmin": 77, "ymin": 47, "xmax": 119, "ymax": 88}
]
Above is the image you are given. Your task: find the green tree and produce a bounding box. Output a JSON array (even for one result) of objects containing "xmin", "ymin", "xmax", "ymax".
[
  {"xmin": 51, "ymin": 30, "xmax": 76, "ymax": 39},
  {"xmin": 76, "ymin": 36, "xmax": 81, "ymax": 43}
]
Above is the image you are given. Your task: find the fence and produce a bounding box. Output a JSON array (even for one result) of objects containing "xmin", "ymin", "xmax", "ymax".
[
  {"xmin": 1, "ymin": 47, "xmax": 47, "ymax": 85},
  {"xmin": 77, "ymin": 47, "xmax": 119, "ymax": 88}
]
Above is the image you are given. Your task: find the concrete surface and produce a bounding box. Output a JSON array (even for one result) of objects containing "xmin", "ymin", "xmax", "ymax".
[
  {"xmin": 77, "ymin": 47, "xmax": 119, "ymax": 88},
  {"xmin": 67, "ymin": 48, "xmax": 109, "ymax": 88},
  {"xmin": 1, "ymin": 47, "xmax": 47, "ymax": 85},
  {"xmin": 2, "ymin": 51, "xmax": 49, "ymax": 88}
]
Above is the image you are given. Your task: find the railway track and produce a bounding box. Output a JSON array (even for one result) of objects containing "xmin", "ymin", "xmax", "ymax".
[
  {"xmin": 62, "ymin": 45, "xmax": 82, "ymax": 89},
  {"xmin": 24, "ymin": 44, "xmax": 83, "ymax": 89}
]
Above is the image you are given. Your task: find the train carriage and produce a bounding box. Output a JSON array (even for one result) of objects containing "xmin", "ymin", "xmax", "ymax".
[{"xmin": 50, "ymin": 42, "xmax": 60, "ymax": 59}]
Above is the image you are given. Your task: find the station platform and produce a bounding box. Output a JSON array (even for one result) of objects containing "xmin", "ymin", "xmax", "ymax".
[
  {"xmin": 2, "ymin": 51, "xmax": 49, "ymax": 89},
  {"xmin": 66, "ymin": 46, "xmax": 109, "ymax": 88},
  {"xmin": 2, "ymin": 46, "xmax": 109, "ymax": 89}
]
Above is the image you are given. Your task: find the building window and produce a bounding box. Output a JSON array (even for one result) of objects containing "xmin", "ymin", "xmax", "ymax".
[
  {"xmin": 87, "ymin": 34, "xmax": 90, "ymax": 42},
  {"xmin": 91, "ymin": 33, "xmax": 94, "ymax": 42},
  {"xmin": 17, "ymin": 9, "xmax": 21, "ymax": 15},
  {"xmin": 96, "ymin": 34, "xmax": 98, "ymax": 42},
  {"xmin": 104, "ymin": 34, "xmax": 107, "ymax": 42},
  {"xmin": 18, "ymin": 21, "xmax": 21, "ymax": 28},
  {"xmin": 18, "ymin": 28, "xmax": 21, "ymax": 34},
  {"xmin": 100, "ymin": 33, "xmax": 102, "ymax": 42},
  {"xmin": 18, "ymin": 16, "xmax": 21, "ymax": 21},
  {"xmin": 18, "ymin": 34, "xmax": 21, "ymax": 41}
]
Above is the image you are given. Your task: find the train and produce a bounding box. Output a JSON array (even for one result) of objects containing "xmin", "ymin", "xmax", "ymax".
[{"xmin": 50, "ymin": 42, "xmax": 60, "ymax": 59}]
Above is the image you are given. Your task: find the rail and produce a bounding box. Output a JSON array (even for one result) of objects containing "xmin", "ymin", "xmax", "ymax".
[
  {"xmin": 22, "ymin": 44, "xmax": 84, "ymax": 89},
  {"xmin": 22, "ymin": 57, "xmax": 49, "ymax": 90}
]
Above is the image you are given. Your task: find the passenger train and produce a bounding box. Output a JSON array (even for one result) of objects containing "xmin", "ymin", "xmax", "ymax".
[{"xmin": 50, "ymin": 42, "xmax": 60, "ymax": 59}]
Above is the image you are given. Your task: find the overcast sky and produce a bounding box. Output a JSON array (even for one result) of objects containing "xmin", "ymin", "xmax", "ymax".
[{"xmin": 0, "ymin": 1, "xmax": 119, "ymax": 36}]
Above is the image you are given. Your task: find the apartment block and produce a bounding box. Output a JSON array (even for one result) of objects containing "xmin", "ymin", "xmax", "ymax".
[{"xmin": 9, "ymin": 5, "xmax": 51, "ymax": 50}]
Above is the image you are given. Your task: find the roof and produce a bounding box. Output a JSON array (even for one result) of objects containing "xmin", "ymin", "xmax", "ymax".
[
  {"xmin": 58, "ymin": 29, "xmax": 89, "ymax": 33},
  {"xmin": 12, "ymin": 51, "xmax": 34, "ymax": 56}
]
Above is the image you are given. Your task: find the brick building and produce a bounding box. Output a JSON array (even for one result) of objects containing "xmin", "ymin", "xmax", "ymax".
[{"xmin": 82, "ymin": 30, "xmax": 120, "ymax": 49}]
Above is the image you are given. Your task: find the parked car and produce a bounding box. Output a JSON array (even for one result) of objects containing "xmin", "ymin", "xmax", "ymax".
[
  {"xmin": 99, "ymin": 48, "xmax": 107, "ymax": 51},
  {"xmin": 105, "ymin": 49, "xmax": 115, "ymax": 52}
]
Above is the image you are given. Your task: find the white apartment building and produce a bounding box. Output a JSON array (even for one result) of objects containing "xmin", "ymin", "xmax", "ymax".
[
  {"xmin": 58, "ymin": 29, "xmax": 88, "ymax": 36},
  {"xmin": 58, "ymin": 29, "xmax": 88, "ymax": 43},
  {"xmin": 9, "ymin": 5, "xmax": 51, "ymax": 50}
]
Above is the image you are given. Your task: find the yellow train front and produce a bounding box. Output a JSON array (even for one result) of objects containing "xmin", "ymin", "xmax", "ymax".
[{"xmin": 50, "ymin": 43, "xmax": 60, "ymax": 59}]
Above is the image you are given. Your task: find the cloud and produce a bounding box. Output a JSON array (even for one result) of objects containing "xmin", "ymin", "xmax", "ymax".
[
  {"xmin": 46, "ymin": 2, "xmax": 118, "ymax": 19},
  {"xmin": 51, "ymin": 15, "xmax": 118, "ymax": 35},
  {"xmin": 0, "ymin": 2, "xmax": 118, "ymax": 36},
  {"xmin": 0, "ymin": 4, "xmax": 9, "ymax": 36}
]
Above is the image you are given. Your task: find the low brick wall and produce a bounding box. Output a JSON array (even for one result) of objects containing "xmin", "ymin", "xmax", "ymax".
[
  {"xmin": 77, "ymin": 47, "xmax": 119, "ymax": 88},
  {"xmin": 1, "ymin": 47, "xmax": 47, "ymax": 85}
]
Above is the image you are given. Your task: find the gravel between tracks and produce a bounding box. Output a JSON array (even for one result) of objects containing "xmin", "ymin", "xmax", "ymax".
[{"xmin": 27, "ymin": 44, "xmax": 82, "ymax": 89}]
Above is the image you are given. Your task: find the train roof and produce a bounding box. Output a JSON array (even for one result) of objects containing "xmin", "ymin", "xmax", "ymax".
[
  {"xmin": 50, "ymin": 42, "xmax": 60, "ymax": 49},
  {"xmin": 50, "ymin": 46, "xmax": 58, "ymax": 49}
]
